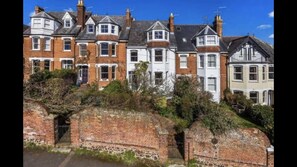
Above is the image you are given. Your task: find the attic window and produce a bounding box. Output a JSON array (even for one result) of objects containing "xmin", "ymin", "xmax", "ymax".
[
  {"xmin": 65, "ymin": 19, "xmax": 71, "ymax": 28},
  {"xmin": 182, "ymin": 38, "xmax": 187, "ymax": 42},
  {"xmin": 177, "ymin": 27, "xmax": 181, "ymax": 31}
]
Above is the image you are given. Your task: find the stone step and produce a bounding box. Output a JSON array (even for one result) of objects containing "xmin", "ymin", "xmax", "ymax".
[
  {"xmin": 50, "ymin": 147, "xmax": 72, "ymax": 153},
  {"xmin": 167, "ymin": 158, "xmax": 185, "ymax": 166}
]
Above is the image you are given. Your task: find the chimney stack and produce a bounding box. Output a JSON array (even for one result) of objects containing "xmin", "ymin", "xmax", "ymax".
[
  {"xmin": 126, "ymin": 8, "xmax": 132, "ymax": 27},
  {"xmin": 35, "ymin": 6, "xmax": 44, "ymax": 14},
  {"xmin": 77, "ymin": 0, "xmax": 86, "ymax": 29},
  {"xmin": 213, "ymin": 15, "xmax": 223, "ymax": 37},
  {"xmin": 169, "ymin": 13, "xmax": 174, "ymax": 33}
]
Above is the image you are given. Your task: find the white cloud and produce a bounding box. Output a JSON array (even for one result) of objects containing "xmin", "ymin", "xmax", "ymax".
[
  {"xmin": 269, "ymin": 34, "xmax": 274, "ymax": 39},
  {"xmin": 29, "ymin": 11, "xmax": 35, "ymax": 17},
  {"xmin": 64, "ymin": 8, "xmax": 74, "ymax": 12},
  {"xmin": 269, "ymin": 11, "xmax": 274, "ymax": 18},
  {"xmin": 257, "ymin": 24, "xmax": 272, "ymax": 30}
]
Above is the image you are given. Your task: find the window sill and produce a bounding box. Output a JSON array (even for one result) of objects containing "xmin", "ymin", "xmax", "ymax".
[
  {"xmin": 100, "ymin": 79, "xmax": 109, "ymax": 81},
  {"xmin": 248, "ymin": 80, "xmax": 259, "ymax": 83},
  {"xmin": 63, "ymin": 50, "xmax": 71, "ymax": 52},
  {"xmin": 180, "ymin": 67, "xmax": 188, "ymax": 69},
  {"xmin": 232, "ymin": 80, "xmax": 243, "ymax": 82},
  {"xmin": 100, "ymin": 55, "xmax": 109, "ymax": 57},
  {"xmin": 32, "ymin": 49, "xmax": 40, "ymax": 51}
]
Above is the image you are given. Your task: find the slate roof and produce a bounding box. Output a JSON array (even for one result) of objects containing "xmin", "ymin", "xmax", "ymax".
[
  {"xmin": 222, "ymin": 36, "xmax": 274, "ymax": 63},
  {"xmin": 23, "ymin": 24, "xmax": 29, "ymax": 32},
  {"xmin": 76, "ymin": 15, "xmax": 128, "ymax": 40},
  {"xmin": 128, "ymin": 20, "xmax": 176, "ymax": 47},
  {"xmin": 174, "ymin": 25, "xmax": 206, "ymax": 52},
  {"xmin": 196, "ymin": 26, "xmax": 217, "ymax": 36},
  {"xmin": 31, "ymin": 11, "xmax": 55, "ymax": 20}
]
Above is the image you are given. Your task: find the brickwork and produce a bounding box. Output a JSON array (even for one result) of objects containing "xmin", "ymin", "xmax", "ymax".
[
  {"xmin": 184, "ymin": 121, "xmax": 273, "ymax": 167},
  {"xmin": 176, "ymin": 53, "xmax": 197, "ymax": 75},
  {"xmin": 220, "ymin": 53, "xmax": 228, "ymax": 98},
  {"xmin": 70, "ymin": 107, "xmax": 169, "ymax": 162},
  {"xmin": 23, "ymin": 99, "xmax": 56, "ymax": 145},
  {"xmin": 147, "ymin": 41, "xmax": 169, "ymax": 48}
]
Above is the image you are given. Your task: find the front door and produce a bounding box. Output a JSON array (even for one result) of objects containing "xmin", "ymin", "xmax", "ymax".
[{"xmin": 78, "ymin": 66, "xmax": 88, "ymax": 84}]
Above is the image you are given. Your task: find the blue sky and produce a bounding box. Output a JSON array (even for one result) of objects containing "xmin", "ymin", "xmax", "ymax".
[{"xmin": 24, "ymin": 0, "xmax": 274, "ymax": 44}]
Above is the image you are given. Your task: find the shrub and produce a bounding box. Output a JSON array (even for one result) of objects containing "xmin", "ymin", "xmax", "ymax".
[{"xmin": 202, "ymin": 109, "xmax": 237, "ymax": 135}]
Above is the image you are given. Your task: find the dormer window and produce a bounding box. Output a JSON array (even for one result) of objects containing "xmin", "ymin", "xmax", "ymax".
[
  {"xmin": 65, "ymin": 19, "xmax": 71, "ymax": 28},
  {"xmin": 198, "ymin": 37, "xmax": 204, "ymax": 45},
  {"xmin": 149, "ymin": 32, "xmax": 152, "ymax": 40},
  {"xmin": 111, "ymin": 25, "xmax": 115, "ymax": 34},
  {"xmin": 101, "ymin": 25, "xmax": 108, "ymax": 33},
  {"xmin": 44, "ymin": 19, "xmax": 50, "ymax": 28},
  {"xmin": 147, "ymin": 30, "xmax": 169, "ymax": 41},
  {"xmin": 33, "ymin": 19, "xmax": 41, "ymax": 28},
  {"xmin": 155, "ymin": 31, "xmax": 163, "ymax": 39},
  {"xmin": 206, "ymin": 36, "xmax": 216, "ymax": 44},
  {"xmin": 87, "ymin": 24, "xmax": 94, "ymax": 33}
]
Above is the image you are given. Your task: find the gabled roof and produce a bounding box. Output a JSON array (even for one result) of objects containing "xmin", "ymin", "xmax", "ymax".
[
  {"xmin": 146, "ymin": 21, "xmax": 169, "ymax": 31},
  {"xmin": 47, "ymin": 11, "xmax": 92, "ymax": 23},
  {"xmin": 174, "ymin": 24, "xmax": 207, "ymax": 52},
  {"xmin": 31, "ymin": 11, "xmax": 55, "ymax": 20},
  {"xmin": 62, "ymin": 12, "xmax": 76, "ymax": 20},
  {"xmin": 99, "ymin": 16, "xmax": 119, "ymax": 25},
  {"xmin": 85, "ymin": 17, "xmax": 96, "ymax": 25},
  {"xmin": 222, "ymin": 36, "xmax": 274, "ymax": 63},
  {"xmin": 127, "ymin": 20, "xmax": 176, "ymax": 47},
  {"xmin": 195, "ymin": 25, "xmax": 217, "ymax": 36},
  {"xmin": 76, "ymin": 15, "xmax": 128, "ymax": 40}
]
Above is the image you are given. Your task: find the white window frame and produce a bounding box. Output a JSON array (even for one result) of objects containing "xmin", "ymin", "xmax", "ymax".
[
  {"xmin": 44, "ymin": 19, "xmax": 50, "ymax": 28},
  {"xmin": 179, "ymin": 55, "xmax": 188, "ymax": 68},
  {"xmin": 63, "ymin": 39, "xmax": 71, "ymax": 51},
  {"xmin": 198, "ymin": 36, "xmax": 205, "ymax": 46},
  {"xmin": 32, "ymin": 37, "xmax": 40, "ymax": 50},
  {"xmin": 207, "ymin": 54, "xmax": 216, "ymax": 67},
  {"xmin": 154, "ymin": 31, "xmax": 163, "ymax": 39},
  {"xmin": 268, "ymin": 65, "xmax": 274, "ymax": 80},
  {"xmin": 208, "ymin": 77, "xmax": 216, "ymax": 92},
  {"xmin": 233, "ymin": 66, "xmax": 243, "ymax": 81},
  {"xmin": 111, "ymin": 43, "xmax": 116, "ymax": 56},
  {"xmin": 111, "ymin": 25, "xmax": 115, "ymax": 34},
  {"xmin": 130, "ymin": 50, "xmax": 138, "ymax": 62},
  {"xmin": 206, "ymin": 35, "xmax": 217, "ymax": 45},
  {"xmin": 199, "ymin": 55, "xmax": 204, "ymax": 68},
  {"xmin": 111, "ymin": 65, "xmax": 116, "ymax": 80},
  {"xmin": 87, "ymin": 24, "xmax": 94, "ymax": 33},
  {"xmin": 262, "ymin": 65, "xmax": 266, "ymax": 81},
  {"xmin": 44, "ymin": 60, "xmax": 51, "ymax": 71},
  {"xmin": 79, "ymin": 44, "xmax": 88, "ymax": 57},
  {"xmin": 44, "ymin": 37, "xmax": 51, "ymax": 51},
  {"xmin": 100, "ymin": 24, "xmax": 108, "ymax": 33},
  {"xmin": 62, "ymin": 60, "xmax": 73, "ymax": 69},
  {"xmin": 32, "ymin": 60, "xmax": 40, "ymax": 74},
  {"xmin": 100, "ymin": 43, "xmax": 109, "ymax": 56},
  {"xmin": 100, "ymin": 66, "xmax": 109, "ymax": 80},
  {"xmin": 155, "ymin": 72, "xmax": 163, "ymax": 85},
  {"xmin": 65, "ymin": 19, "xmax": 71, "ymax": 28},
  {"xmin": 250, "ymin": 91, "xmax": 258, "ymax": 103},
  {"xmin": 263, "ymin": 91, "xmax": 266, "ymax": 104},
  {"xmin": 148, "ymin": 31, "xmax": 152, "ymax": 40},
  {"xmin": 33, "ymin": 19, "xmax": 41, "ymax": 28},
  {"xmin": 249, "ymin": 66, "xmax": 258, "ymax": 81},
  {"xmin": 155, "ymin": 49, "xmax": 163, "ymax": 62}
]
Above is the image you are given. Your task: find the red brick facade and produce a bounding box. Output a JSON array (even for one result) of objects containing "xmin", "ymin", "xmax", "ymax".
[
  {"xmin": 175, "ymin": 53, "xmax": 197, "ymax": 76},
  {"xmin": 184, "ymin": 122, "xmax": 273, "ymax": 167}
]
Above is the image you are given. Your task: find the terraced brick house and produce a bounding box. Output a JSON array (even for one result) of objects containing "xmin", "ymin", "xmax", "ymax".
[{"xmin": 23, "ymin": 0, "xmax": 274, "ymax": 104}]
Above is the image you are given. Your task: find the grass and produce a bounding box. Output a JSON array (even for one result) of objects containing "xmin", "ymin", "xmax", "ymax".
[
  {"xmin": 24, "ymin": 141, "xmax": 52, "ymax": 151},
  {"xmin": 74, "ymin": 147, "xmax": 163, "ymax": 167},
  {"xmin": 219, "ymin": 102, "xmax": 263, "ymax": 130}
]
